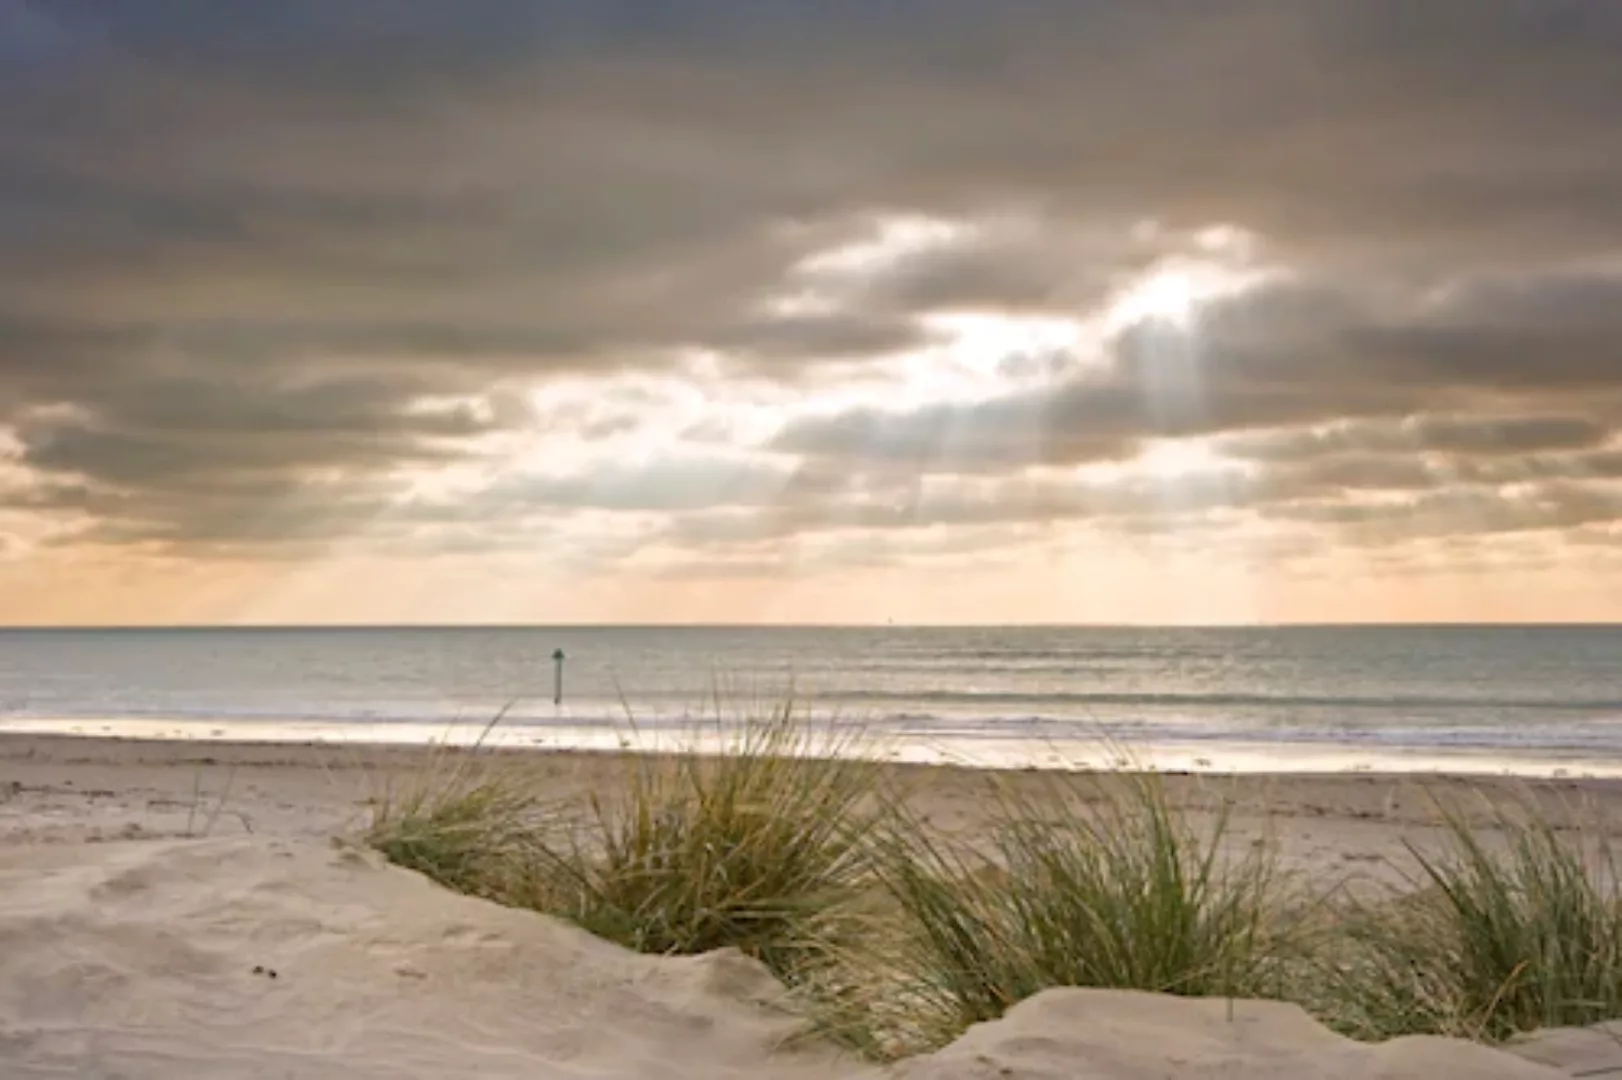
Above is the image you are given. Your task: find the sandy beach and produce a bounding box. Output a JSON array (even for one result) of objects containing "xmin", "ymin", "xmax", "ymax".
[
  {"xmin": 8, "ymin": 732, "xmax": 1622, "ymax": 878},
  {"xmin": 4, "ymin": 732, "xmax": 1620, "ymax": 1078}
]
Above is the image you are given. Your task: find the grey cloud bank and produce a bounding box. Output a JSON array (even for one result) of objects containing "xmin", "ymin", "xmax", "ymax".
[{"xmin": 1, "ymin": 0, "xmax": 1619, "ymax": 573}]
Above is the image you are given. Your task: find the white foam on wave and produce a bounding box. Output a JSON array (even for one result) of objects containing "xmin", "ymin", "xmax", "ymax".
[{"xmin": 5, "ymin": 715, "xmax": 1622, "ymax": 778}]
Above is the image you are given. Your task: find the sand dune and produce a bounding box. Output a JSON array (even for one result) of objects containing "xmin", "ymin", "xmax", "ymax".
[
  {"xmin": 0, "ymin": 830, "xmax": 1573, "ymax": 1079},
  {"xmin": 1, "ymin": 836, "xmax": 863, "ymax": 1079},
  {"xmin": 892, "ymin": 992, "xmax": 1565, "ymax": 1079}
]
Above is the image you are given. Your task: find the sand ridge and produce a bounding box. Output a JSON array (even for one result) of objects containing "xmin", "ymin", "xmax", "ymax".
[{"xmin": 1, "ymin": 834, "xmax": 865, "ymax": 1078}]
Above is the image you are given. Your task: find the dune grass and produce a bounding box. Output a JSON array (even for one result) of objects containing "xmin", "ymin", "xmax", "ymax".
[
  {"xmin": 512, "ymin": 710, "xmax": 884, "ymax": 985},
  {"xmin": 368, "ymin": 704, "xmax": 887, "ymax": 992},
  {"xmin": 1322, "ymin": 797, "xmax": 1622, "ymax": 1044},
  {"xmin": 837, "ymin": 773, "xmax": 1306, "ymax": 1058},
  {"xmin": 366, "ymin": 766, "xmax": 541, "ymax": 901},
  {"xmin": 364, "ymin": 708, "xmax": 546, "ymax": 902},
  {"xmin": 367, "ymin": 707, "xmax": 1622, "ymax": 1061}
]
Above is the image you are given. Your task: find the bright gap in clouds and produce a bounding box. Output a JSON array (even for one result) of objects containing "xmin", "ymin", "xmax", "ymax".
[
  {"xmin": 907, "ymin": 232, "xmax": 1272, "ymax": 400},
  {"xmin": 1109, "ymin": 267, "xmax": 1200, "ymax": 329},
  {"xmin": 1094, "ymin": 245, "xmax": 1278, "ymax": 527},
  {"xmin": 1132, "ymin": 437, "xmax": 1234, "ymax": 481},
  {"xmin": 793, "ymin": 213, "xmax": 967, "ymax": 279},
  {"xmin": 907, "ymin": 311, "xmax": 1084, "ymax": 397},
  {"xmin": 1102, "ymin": 258, "xmax": 1260, "ymax": 335}
]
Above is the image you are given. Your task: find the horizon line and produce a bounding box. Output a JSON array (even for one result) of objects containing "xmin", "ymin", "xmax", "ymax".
[{"xmin": 2, "ymin": 621, "xmax": 1620, "ymax": 632}]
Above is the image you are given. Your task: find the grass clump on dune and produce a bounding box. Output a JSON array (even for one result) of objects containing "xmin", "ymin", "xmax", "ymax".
[
  {"xmin": 845, "ymin": 773, "xmax": 1305, "ymax": 1058},
  {"xmin": 1325, "ymin": 797, "xmax": 1622, "ymax": 1044},
  {"xmin": 517, "ymin": 709, "xmax": 883, "ymax": 984},
  {"xmin": 367, "ymin": 773, "xmax": 540, "ymax": 899},
  {"xmin": 364, "ymin": 722, "xmax": 544, "ymax": 904},
  {"xmin": 368, "ymin": 705, "xmax": 886, "ymax": 991}
]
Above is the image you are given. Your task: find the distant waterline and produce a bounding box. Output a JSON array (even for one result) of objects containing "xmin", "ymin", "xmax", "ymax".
[{"xmin": 2, "ymin": 625, "xmax": 1620, "ymax": 776}]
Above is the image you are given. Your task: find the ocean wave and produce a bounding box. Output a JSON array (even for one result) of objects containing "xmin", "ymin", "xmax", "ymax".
[
  {"xmin": 831, "ymin": 688, "xmax": 1622, "ymax": 712},
  {"xmin": 877, "ymin": 713, "xmax": 1622, "ymax": 754}
]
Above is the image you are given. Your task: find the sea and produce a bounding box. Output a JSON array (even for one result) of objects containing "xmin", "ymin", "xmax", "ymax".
[{"xmin": 1, "ymin": 625, "xmax": 1620, "ymax": 776}]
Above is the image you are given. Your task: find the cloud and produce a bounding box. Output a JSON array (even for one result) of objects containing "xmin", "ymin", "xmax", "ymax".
[
  {"xmin": 1223, "ymin": 415, "xmax": 1612, "ymax": 463},
  {"xmin": 4, "ymin": 0, "xmax": 1622, "ymax": 576},
  {"xmin": 2, "ymin": 365, "xmax": 513, "ymax": 554},
  {"xmin": 776, "ymin": 265, "xmax": 1622, "ymax": 470},
  {"xmin": 1262, "ymin": 481, "xmax": 1622, "ymax": 544},
  {"xmin": 11, "ymin": 2, "xmax": 1622, "ymax": 320},
  {"xmin": 771, "ymin": 386, "xmax": 1139, "ymax": 472},
  {"xmin": 470, "ymin": 455, "xmax": 803, "ymax": 515}
]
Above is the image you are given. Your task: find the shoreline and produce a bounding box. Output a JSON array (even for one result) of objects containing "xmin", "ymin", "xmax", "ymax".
[
  {"xmin": 5, "ymin": 716, "xmax": 1621, "ymax": 780},
  {"xmin": 10, "ymin": 726, "xmax": 1622, "ymax": 783}
]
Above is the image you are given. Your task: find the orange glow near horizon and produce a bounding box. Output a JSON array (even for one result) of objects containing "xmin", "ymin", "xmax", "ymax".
[{"xmin": 3, "ymin": 536, "xmax": 1619, "ymax": 626}]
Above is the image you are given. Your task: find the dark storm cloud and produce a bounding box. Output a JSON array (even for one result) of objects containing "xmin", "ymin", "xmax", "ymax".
[
  {"xmin": 1222, "ymin": 415, "xmax": 1611, "ymax": 463},
  {"xmin": 1, "ymin": 360, "xmax": 513, "ymax": 553},
  {"xmin": 5, "ymin": 0, "xmax": 1622, "ymax": 553},
  {"xmin": 802, "ymin": 219, "xmax": 1165, "ymax": 318},
  {"xmin": 1262, "ymin": 481, "xmax": 1622, "ymax": 543},
  {"xmin": 10, "ymin": 0, "xmax": 1622, "ymax": 318},
  {"xmin": 706, "ymin": 311, "xmax": 936, "ymax": 364}
]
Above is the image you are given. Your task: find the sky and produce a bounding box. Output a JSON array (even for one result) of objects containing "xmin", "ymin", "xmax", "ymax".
[{"xmin": 2, "ymin": 1, "xmax": 1621, "ymax": 626}]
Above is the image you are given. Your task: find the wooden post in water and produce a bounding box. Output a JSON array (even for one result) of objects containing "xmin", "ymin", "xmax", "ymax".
[{"xmin": 552, "ymin": 648, "xmax": 566, "ymax": 707}]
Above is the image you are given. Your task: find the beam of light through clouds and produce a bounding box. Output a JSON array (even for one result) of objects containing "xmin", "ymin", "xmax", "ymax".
[{"xmin": 2, "ymin": 0, "xmax": 1622, "ymax": 623}]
